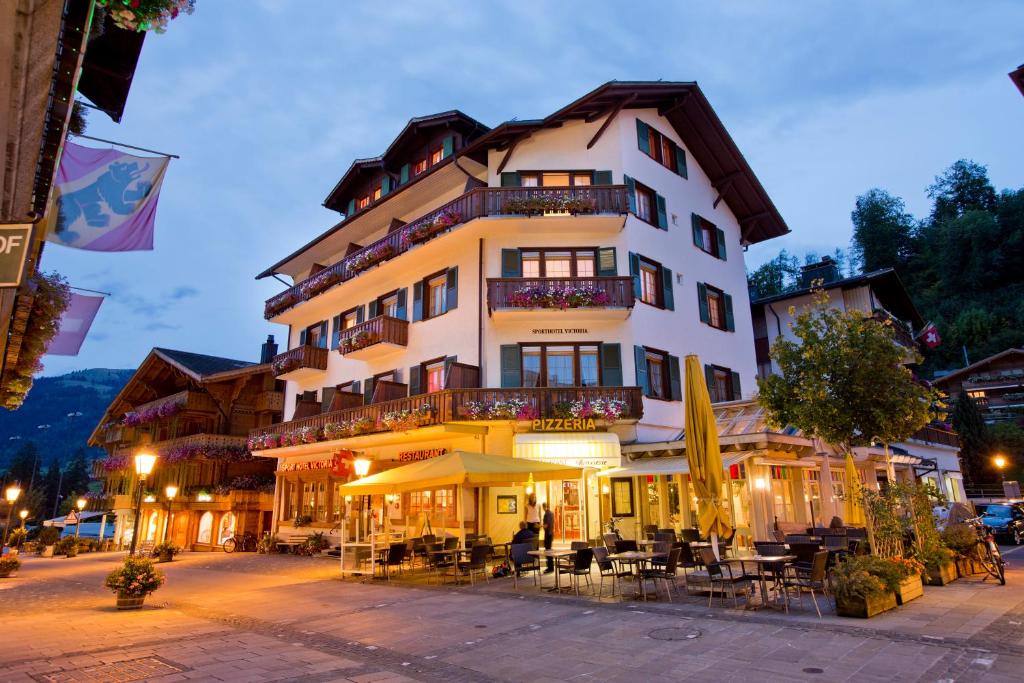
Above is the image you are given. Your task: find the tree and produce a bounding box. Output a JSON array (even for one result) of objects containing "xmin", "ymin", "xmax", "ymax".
[
  {"xmin": 757, "ymin": 294, "xmax": 934, "ymax": 456},
  {"xmin": 850, "ymin": 189, "xmax": 916, "ymax": 273},
  {"xmin": 747, "ymin": 250, "xmax": 800, "ymax": 298},
  {"xmin": 950, "ymin": 393, "xmax": 989, "ymax": 487},
  {"xmin": 41, "ymin": 457, "xmax": 63, "ymax": 517},
  {"xmin": 63, "ymin": 448, "xmax": 91, "ymax": 498},
  {"xmin": 926, "ymin": 160, "xmax": 998, "ymax": 224},
  {"xmin": 4, "ymin": 442, "xmax": 41, "ymax": 488}
]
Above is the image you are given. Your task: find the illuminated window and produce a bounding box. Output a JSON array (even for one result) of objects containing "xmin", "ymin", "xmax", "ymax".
[
  {"xmin": 427, "ymin": 274, "xmax": 447, "ymax": 318},
  {"xmin": 343, "ymin": 310, "xmax": 358, "ymax": 329},
  {"xmin": 639, "ymin": 260, "xmax": 659, "ymax": 306},
  {"xmin": 634, "ymin": 181, "xmax": 656, "ymax": 224},
  {"xmin": 706, "ymin": 287, "xmax": 724, "ymax": 329},
  {"xmin": 520, "ymin": 344, "xmax": 601, "ymax": 387},
  {"xmin": 646, "ymin": 350, "xmax": 667, "ymax": 399},
  {"xmin": 197, "ymin": 512, "xmax": 213, "ymax": 544},
  {"xmin": 413, "ymin": 159, "xmax": 427, "ymax": 175},
  {"xmin": 430, "ymin": 146, "xmax": 444, "ymax": 165},
  {"xmin": 372, "ymin": 186, "xmax": 382, "ymax": 201},
  {"xmin": 356, "ymin": 196, "xmax": 370, "ymax": 209},
  {"xmin": 218, "ymin": 512, "xmax": 236, "ymax": 545},
  {"xmin": 425, "ymin": 360, "xmax": 445, "ymax": 393},
  {"xmin": 518, "ymin": 249, "xmax": 598, "ymax": 277}
]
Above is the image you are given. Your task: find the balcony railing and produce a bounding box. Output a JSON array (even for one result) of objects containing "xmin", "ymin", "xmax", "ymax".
[
  {"xmin": 265, "ymin": 185, "xmax": 629, "ymax": 319},
  {"xmin": 871, "ymin": 310, "xmax": 916, "ymax": 348},
  {"xmin": 339, "ymin": 315, "xmax": 409, "ymax": 357},
  {"xmin": 486, "ymin": 276, "xmax": 635, "ymax": 313},
  {"xmin": 910, "ymin": 425, "xmax": 960, "ymax": 448},
  {"xmin": 113, "ymin": 433, "xmax": 249, "ymax": 458},
  {"xmin": 248, "ymin": 386, "xmax": 644, "ymax": 445},
  {"xmin": 271, "ymin": 345, "xmax": 329, "ymax": 378}
]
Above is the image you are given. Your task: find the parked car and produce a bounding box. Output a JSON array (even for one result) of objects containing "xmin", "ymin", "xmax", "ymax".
[{"xmin": 977, "ymin": 503, "xmax": 1024, "ymax": 544}]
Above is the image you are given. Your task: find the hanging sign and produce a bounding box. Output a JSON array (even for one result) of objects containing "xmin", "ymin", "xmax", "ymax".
[{"xmin": 0, "ymin": 224, "xmax": 32, "ymax": 287}]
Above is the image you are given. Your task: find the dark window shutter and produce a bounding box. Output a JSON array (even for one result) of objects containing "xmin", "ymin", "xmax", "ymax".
[
  {"xmin": 716, "ymin": 228, "xmax": 727, "ymax": 261},
  {"xmin": 356, "ymin": 305, "xmax": 365, "ymax": 324},
  {"xmin": 302, "ymin": 390, "xmax": 317, "ymax": 402},
  {"xmin": 501, "ymin": 249, "xmax": 522, "ymax": 278},
  {"xmin": 500, "ymin": 345, "xmax": 522, "ymax": 388},
  {"xmin": 597, "ymin": 247, "xmax": 617, "ymax": 276},
  {"xmin": 319, "ymin": 320, "xmax": 328, "ymax": 348},
  {"xmin": 444, "ymin": 355, "xmax": 456, "ymax": 387},
  {"xmin": 331, "ymin": 314, "xmax": 342, "ymax": 349},
  {"xmin": 442, "ymin": 135, "xmax": 454, "ymax": 158},
  {"xmin": 691, "ymin": 214, "xmax": 704, "ymax": 250},
  {"xmin": 600, "ymin": 343, "xmax": 623, "ymax": 386},
  {"xmin": 704, "ymin": 365, "xmax": 716, "ymax": 401},
  {"xmin": 350, "ymin": 380, "xmax": 360, "ymax": 395},
  {"xmin": 724, "ymin": 293, "xmax": 735, "ymax": 331},
  {"xmin": 633, "ymin": 345, "xmax": 650, "ymax": 396},
  {"xmin": 697, "ymin": 283, "xmax": 710, "ymax": 323},
  {"xmin": 321, "ymin": 387, "xmax": 336, "ymax": 414},
  {"xmin": 395, "ymin": 288, "xmax": 407, "ymax": 320},
  {"xmin": 363, "ymin": 377, "xmax": 374, "ymax": 405},
  {"xmin": 624, "ymin": 174, "xmax": 637, "ymax": 214},
  {"xmin": 381, "ymin": 176, "xmax": 391, "ymax": 197},
  {"xmin": 367, "ymin": 300, "xmax": 380, "ymax": 319},
  {"xmin": 500, "ymin": 171, "xmax": 521, "ymax": 187},
  {"xmin": 412, "ymin": 282, "xmax": 424, "ymax": 321},
  {"xmin": 446, "ymin": 267, "xmax": 458, "ymax": 311},
  {"xmin": 400, "ymin": 164, "xmax": 410, "ymax": 184},
  {"xmin": 730, "ymin": 371, "xmax": 742, "ymax": 401},
  {"xmin": 628, "ymin": 252, "xmax": 642, "ymax": 299},
  {"xmin": 668, "ymin": 355, "xmax": 682, "ymax": 401},
  {"xmin": 674, "ymin": 142, "xmax": 688, "ymax": 178},
  {"xmin": 661, "ymin": 267, "xmax": 674, "ymax": 310},
  {"xmin": 636, "ymin": 119, "xmax": 651, "ymax": 155},
  {"xmin": 298, "ymin": 328, "xmax": 308, "ymax": 346},
  {"xmin": 594, "ymin": 170, "xmax": 613, "ymax": 185},
  {"xmin": 656, "ymin": 194, "xmax": 668, "ymax": 230},
  {"xmin": 346, "ymin": 198, "xmax": 355, "ymax": 215},
  {"xmin": 408, "ymin": 365, "xmax": 421, "ymax": 396}
]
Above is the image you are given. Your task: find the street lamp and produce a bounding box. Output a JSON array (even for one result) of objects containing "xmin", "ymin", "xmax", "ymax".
[
  {"xmin": 353, "ymin": 458, "xmax": 371, "ymax": 478},
  {"xmin": 74, "ymin": 497, "xmax": 87, "ymax": 539},
  {"xmin": 19, "ymin": 509, "xmax": 28, "ymax": 529},
  {"xmin": 4, "ymin": 484, "xmax": 21, "ymax": 545},
  {"xmin": 994, "ymin": 454, "xmax": 1008, "ymax": 483},
  {"xmin": 129, "ymin": 452, "xmax": 157, "ymax": 555},
  {"xmin": 164, "ymin": 485, "xmax": 177, "ymax": 544}
]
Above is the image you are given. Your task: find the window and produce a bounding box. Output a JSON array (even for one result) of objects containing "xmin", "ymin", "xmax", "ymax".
[
  {"xmin": 635, "ymin": 181, "xmax": 655, "ymax": 224},
  {"xmin": 372, "ymin": 186, "xmax": 382, "ymax": 201},
  {"xmin": 635, "ymin": 345, "xmax": 680, "ymax": 401},
  {"xmin": 705, "ymin": 285, "xmax": 725, "ymax": 329},
  {"xmin": 302, "ymin": 482, "xmax": 315, "ymax": 518},
  {"xmin": 520, "ymin": 343, "xmax": 602, "ymax": 387},
  {"xmin": 218, "ymin": 513, "xmax": 236, "ymax": 545},
  {"xmin": 332, "ymin": 483, "xmax": 345, "ymax": 522},
  {"xmin": 414, "ymin": 268, "xmax": 457, "ymax": 321},
  {"xmin": 430, "ymin": 145, "xmax": 444, "ymax": 165},
  {"xmin": 197, "ymin": 512, "xmax": 213, "ymax": 544},
  {"xmin": 356, "ymin": 195, "xmax": 370, "ymax": 210},
  {"xmin": 315, "ymin": 481, "xmax": 327, "ymax": 521},
  {"xmin": 305, "ymin": 321, "xmax": 327, "ymax": 349},
  {"xmin": 424, "ymin": 359, "xmax": 445, "ymax": 393},
  {"xmin": 343, "ymin": 310, "xmax": 359, "ymax": 329},
  {"xmin": 413, "ymin": 159, "xmax": 427, "ymax": 175},
  {"xmin": 517, "ymin": 171, "xmax": 593, "ymax": 187},
  {"xmin": 637, "ymin": 119, "xmax": 687, "ymax": 178},
  {"xmin": 427, "ymin": 273, "xmax": 446, "ymax": 318},
  {"xmin": 692, "ymin": 214, "xmax": 725, "ymax": 260},
  {"xmin": 707, "ymin": 365, "xmax": 734, "ymax": 403},
  {"xmin": 338, "ymin": 380, "xmax": 359, "ymax": 394},
  {"xmin": 630, "ymin": 253, "xmax": 673, "ymax": 310},
  {"xmin": 646, "ymin": 350, "xmax": 668, "ymax": 399},
  {"xmin": 380, "ymin": 293, "xmax": 399, "ymax": 318},
  {"xmin": 639, "ymin": 259, "xmax": 659, "ymax": 306},
  {"xmin": 519, "ymin": 248, "xmax": 597, "ymax": 278}
]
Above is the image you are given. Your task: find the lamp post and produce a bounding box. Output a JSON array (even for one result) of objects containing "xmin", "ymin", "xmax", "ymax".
[
  {"xmin": 4, "ymin": 484, "xmax": 21, "ymax": 545},
  {"xmin": 129, "ymin": 452, "xmax": 157, "ymax": 555},
  {"xmin": 164, "ymin": 485, "xmax": 178, "ymax": 544},
  {"xmin": 74, "ymin": 497, "xmax": 87, "ymax": 539},
  {"xmin": 19, "ymin": 509, "xmax": 28, "ymax": 529},
  {"xmin": 994, "ymin": 454, "xmax": 1008, "ymax": 484},
  {"xmin": 353, "ymin": 459, "xmax": 371, "ymax": 541}
]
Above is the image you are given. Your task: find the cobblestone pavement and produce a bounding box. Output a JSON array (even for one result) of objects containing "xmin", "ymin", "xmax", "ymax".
[{"xmin": 2, "ymin": 546, "xmax": 1024, "ymax": 682}]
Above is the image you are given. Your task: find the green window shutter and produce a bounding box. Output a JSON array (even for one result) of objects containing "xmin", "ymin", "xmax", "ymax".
[
  {"xmin": 501, "ymin": 249, "xmax": 522, "ymax": 278},
  {"xmin": 442, "ymin": 135, "xmax": 454, "ymax": 158},
  {"xmin": 395, "ymin": 288, "xmax": 407, "ymax": 320},
  {"xmin": 363, "ymin": 377, "xmax": 374, "ymax": 405},
  {"xmin": 730, "ymin": 371, "xmax": 742, "ymax": 401},
  {"xmin": 500, "ymin": 171, "xmax": 521, "ymax": 187},
  {"xmin": 691, "ymin": 214, "xmax": 704, "ymax": 250},
  {"xmin": 715, "ymin": 228, "xmax": 727, "ymax": 261},
  {"xmin": 367, "ymin": 300, "xmax": 380, "ymax": 319},
  {"xmin": 668, "ymin": 355, "xmax": 682, "ymax": 401},
  {"xmin": 724, "ymin": 293, "xmax": 735, "ymax": 331},
  {"xmin": 445, "ymin": 267, "xmax": 458, "ymax": 311},
  {"xmin": 704, "ymin": 364, "xmax": 716, "ymax": 401},
  {"xmin": 319, "ymin": 321, "xmax": 328, "ymax": 348},
  {"xmin": 596, "ymin": 247, "xmax": 617, "ymax": 276},
  {"xmin": 412, "ymin": 282, "xmax": 424, "ymax": 321},
  {"xmin": 624, "ymin": 174, "xmax": 637, "ymax": 214},
  {"xmin": 321, "ymin": 387, "xmax": 335, "ymax": 414},
  {"xmin": 697, "ymin": 282, "xmax": 710, "ymax": 323},
  {"xmin": 298, "ymin": 328, "xmax": 308, "ymax": 346},
  {"xmin": 330, "ymin": 314, "xmax": 342, "ymax": 349},
  {"xmin": 380, "ymin": 176, "xmax": 391, "ymax": 197},
  {"xmin": 656, "ymin": 194, "xmax": 668, "ymax": 230},
  {"xmin": 355, "ymin": 305, "xmax": 365, "ymax": 324},
  {"xmin": 346, "ymin": 198, "xmax": 355, "ymax": 215},
  {"xmin": 500, "ymin": 345, "xmax": 522, "ymax": 388},
  {"xmin": 399, "ymin": 164, "xmax": 410, "ymax": 185},
  {"xmin": 594, "ymin": 170, "xmax": 613, "ymax": 185},
  {"xmin": 674, "ymin": 142, "xmax": 688, "ymax": 179},
  {"xmin": 633, "ymin": 345, "xmax": 650, "ymax": 396},
  {"xmin": 600, "ymin": 343, "xmax": 623, "ymax": 386},
  {"xmin": 628, "ymin": 251, "xmax": 642, "ymax": 299},
  {"xmin": 661, "ymin": 267, "xmax": 674, "ymax": 310},
  {"xmin": 636, "ymin": 119, "xmax": 651, "ymax": 155},
  {"xmin": 408, "ymin": 365, "xmax": 422, "ymax": 397}
]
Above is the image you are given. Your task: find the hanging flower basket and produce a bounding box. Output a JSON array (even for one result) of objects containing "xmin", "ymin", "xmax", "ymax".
[{"xmin": 98, "ymin": 0, "xmax": 195, "ymax": 34}]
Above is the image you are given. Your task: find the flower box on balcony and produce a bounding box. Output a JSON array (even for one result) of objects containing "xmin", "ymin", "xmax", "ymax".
[
  {"xmin": 349, "ymin": 243, "xmax": 396, "ymax": 273},
  {"xmin": 340, "ymin": 330, "xmax": 378, "ymax": 355},
  {"xmin": 404, "ymin": 210, "xmax": 462, "ymax": 244},
  {"xmin": 503, "ymin": 195, "xmax": 596, "ymax": 216},
  {"xmin": 299, "ymin": 269, "xmax": 343, "ymax": 299},
  {"xmin": 507, "ymin": 285, "xmax": 612, "ymax": 310}
]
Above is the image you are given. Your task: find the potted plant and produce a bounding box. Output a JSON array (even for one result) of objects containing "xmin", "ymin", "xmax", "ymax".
[
  {"xmin": 293, "ymin": 515, "xmax": 313, "ymax": 528},
  {"xmin": 920, "ymin": 545, "xmax": 958, "ymax": 586},
  {"xmin": 55, "ymin": 536, "xmax": 79, "ymax": 558},
  {"xmin": 832, "ymin": 555, "xmax": 899, "ymax": 618},
  {"xmin": 941, "ymin": 523, "xmax": 982, "ymax": 577},
  {"xmin": 256, "ymin": 533, "xmax": 277, "ymax": 554},
  {"xmin": 0, "ymin": 556, "xmax": 20, "ymax": 578},
  {"xmin": 104, "ymin": 557, "xmax": 165, "ymax": 610},
  {"xmin": 36, "ymin": 527, "xmax": 59, "ymax": 557},
  {"xmin": 6, "ymin": 527, "xmax": 27, "ymax": 549},
  {"xmin": 890, "ymin": 557, "xmax": 926, "ymax": 605},
  {"xmin": 152, "ymin": 542, "xmax": 181, "ymax": 563}
]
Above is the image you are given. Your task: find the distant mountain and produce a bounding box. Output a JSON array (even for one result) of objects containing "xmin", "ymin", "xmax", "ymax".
[{"xmin": 0, "ymin": 368, "xmax": 133, "ymax": 469}]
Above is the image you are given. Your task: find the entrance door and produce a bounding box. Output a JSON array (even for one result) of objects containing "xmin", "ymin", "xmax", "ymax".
[{"xmin": 553, "ymin": 480, "xmax": 582, "ymax": 543}]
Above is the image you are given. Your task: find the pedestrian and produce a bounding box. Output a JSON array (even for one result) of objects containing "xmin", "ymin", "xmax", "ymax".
[
  {"xmin": 525, "ymin": 494, "xmax": 540, "ymax": 534},
  {"xmin": 542, "ymin": 502, "xmax": 555, "ymax": 573}
]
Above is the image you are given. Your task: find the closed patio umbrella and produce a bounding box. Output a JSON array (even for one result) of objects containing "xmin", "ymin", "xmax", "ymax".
[
  {"xmin": 844, "ymin": 453, "xmax": 865, "ymax": 526},
  {"xmin": 683, "ymin": 355, "xmax": 731, "ymax": 559}
]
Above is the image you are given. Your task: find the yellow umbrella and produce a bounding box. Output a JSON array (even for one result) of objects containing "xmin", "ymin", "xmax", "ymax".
[
  {"xmin": 683, "ymin": 355, "xmax": 731, "ymax": 555},
  {"xmin": 844, "ymin": 453, "xmax": 865, "ymax": 526}
]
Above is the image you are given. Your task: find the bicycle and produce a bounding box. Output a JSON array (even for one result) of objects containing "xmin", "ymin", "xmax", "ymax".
[
  {"xmin": 222, "ymin": 531, "xmax": 257, "ymax": 553},
  {"xmin": 964, "ymin": 516, "xmax": 1006, "ymax": 585}
]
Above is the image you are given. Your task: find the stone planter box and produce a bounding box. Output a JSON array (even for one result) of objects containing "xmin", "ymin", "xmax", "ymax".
[
  {"xmin": 40, "ymin": 545, "xmax": 55, "ymax": 558},
  {"xmin": 836, "ymin": 591, "xmax": 897, "ymax": 618},
  {"xmin": 924, "ymin": 561, "xmax": 957, "ymax": 586},
  {"xmin": 896, "ymin": 574, "xmax": 924, "ymax": 605}
]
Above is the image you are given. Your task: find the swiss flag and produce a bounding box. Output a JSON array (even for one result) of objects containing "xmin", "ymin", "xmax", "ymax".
[
  {"xmin": 332, "ymin": 450, "xmax": 355, "ymax": 478},
  {"xmin": 918, "ymin": 323, "xmax": 941, "ymax": 349}
]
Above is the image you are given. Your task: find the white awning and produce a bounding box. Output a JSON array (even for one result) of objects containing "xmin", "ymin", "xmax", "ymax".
[
  {"xmin": 598, "ymin": 453, "xmax": 747, "ymax": 478},
  {"xmin": 514, "ymin": 432, "xmax": 621, "ymax": 470}
]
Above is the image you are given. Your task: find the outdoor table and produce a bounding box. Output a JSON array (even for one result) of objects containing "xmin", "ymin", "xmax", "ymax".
[
  {"xmin": 428, "ymin": 547, "xmax": 473, "ymax": 584},
  {"xmin": 528, "ymin": 549, "xmax": 576, "ymax": 592},
  {"xmin": 732, "ymin": 554, "xmax": 796, "ymax": 610},
  {"xmin": 607, "ymin": 551, "xmax": 666, "ymax": 600}
]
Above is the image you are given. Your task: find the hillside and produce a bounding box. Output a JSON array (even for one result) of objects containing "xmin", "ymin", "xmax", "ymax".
[{"xmin": 0, "ymin": 368, "xmax": 133, "ymax": 469}]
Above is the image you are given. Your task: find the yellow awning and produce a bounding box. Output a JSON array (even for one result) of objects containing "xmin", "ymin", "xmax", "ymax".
[{"xmin": 335, "ymin": 450, "xmax": 583, "ymax": 496}]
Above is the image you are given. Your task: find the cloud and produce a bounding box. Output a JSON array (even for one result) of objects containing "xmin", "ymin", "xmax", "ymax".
[
  {"xmin": 169, "ymin": 286, "xmax": 199, "ymax": 300},
  {"xmin": 143, "ymin": 322, "xmax": 179, "ymax": 332}
]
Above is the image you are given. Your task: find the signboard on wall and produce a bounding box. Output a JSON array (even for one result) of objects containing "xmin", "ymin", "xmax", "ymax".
[
  {"xmin": 0, "ymin": 224, "xmax": 32, "ymax": 287},
  {"xmin": 530, "ymin": 328, "xmax": 589, "ymax": 335},
  {"xmin": 531, "ymin": 418, "xmax": 598, "ymax": 432},
  {"xmin": 398, "ymin": 447, "xmax": 448, "ymax": 462}
]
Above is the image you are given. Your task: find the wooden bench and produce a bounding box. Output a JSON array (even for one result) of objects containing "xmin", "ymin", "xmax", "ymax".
[{"xmin": 275, "ymin": 532, "xmax": 309, "ymax": 553}]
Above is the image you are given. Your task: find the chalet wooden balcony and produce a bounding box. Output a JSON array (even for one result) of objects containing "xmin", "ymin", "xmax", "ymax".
[
  {"xmin": 271, "ymin": 345, "xmax": 329, "ymax": 381},
  {"xmin": 871, "ymin": 310, "xmax": 916, "ymax": 348},
  {"xmin": 487, "ymin": 276, "xmax": 634, "ymax": 321},
  {"xmin": 254, "ymin": 390, "xmax": 284, "ymax": 412},
  {"xmin": 909, "ymin": 425, "xmax": 960, "ymax": 448},
  {"xmin": 264, "ymin": 185, "xmax": 629, "ymax": 319},
  {"xmin": 248, "ymin": 386, "xmax": 643, "ymax": 447},
  {"xmin": 113, "ymin": 433, "xmax": 249, "ymax": 458},
  {"xmin": 338, "ymin": 315, "xmax": 408, "ymax": 360}
]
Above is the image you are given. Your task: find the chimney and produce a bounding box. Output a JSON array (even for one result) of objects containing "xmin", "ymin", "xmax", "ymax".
[
  {"xmin": 260, "ymin": 335, "xmax": 278, "ymax": 364},
  {"xmin": 799, "ymin": 256, "xmax": 841, "ymax": 289}
]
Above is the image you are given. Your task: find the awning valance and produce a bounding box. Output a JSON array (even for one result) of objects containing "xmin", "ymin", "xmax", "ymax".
[
  {"xmin": 514, "ymin": 432, "xmax": 621, "ymax": 470},
  {"xmin": 598, "ymin": 453, "xmax": 746, "ymax": 478}
]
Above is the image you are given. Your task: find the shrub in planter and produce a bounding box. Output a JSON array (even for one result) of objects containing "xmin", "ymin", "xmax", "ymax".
[
  {"xmin": 296, "ymin": 532, "xmax": 330, "ymax": 556},
  {"xmin": 36, "ymin": 527, "xmax": 59, "ymax": 557},
  {"xmin": 918, "ymin": 546, "xmax": 957, "ymax": 586},
  {"xmin": 256, "ymin": 533, "xmax": 277, "ymax": 554},
  {"xmin": 0, "ymin": 556, "xmax": 21, "ymax": 578},
  {"xmin": 293, "ymin": 515, "xmax": 313, "ymax": 528},
  {"xmin": 152, "ymin": 542, "xmax": 181, "ymax": 563},
  {"xmin": 6, "ymin": 528, "xmax": 27, "ymax": 548},
  {"xmin": 832, "ymin": 556, "xmax": 899, "ymax": 618},
  {"xmin": 55, "ymin": 536, "xmax": 79, "ymax": 557},
  {"xmin": 104, "ymin": 557, "xmax": 165, "ymax": 610}
]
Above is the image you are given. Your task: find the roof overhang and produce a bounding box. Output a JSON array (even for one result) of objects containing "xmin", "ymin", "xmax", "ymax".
[
  {"xmin": 1011, "ymin": 64, "xmax": 1024, "ymax": 98},
  {"xmin": 932, "ymin": 348, "xmax": 1024, "ymax": 387}
]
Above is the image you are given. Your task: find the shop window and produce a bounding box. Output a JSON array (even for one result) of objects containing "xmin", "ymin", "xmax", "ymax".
[
  {"xmin": 197, "ymin": 511, "xmax": 213, "ymax": 544},
  {"xmin": 146, "ymin": 511, "xmax": 159, "ymax": 542},
  {"xmin": 770, "ymin": 466, "xmax": 795, "ymax": 522},
  {"xmin": 332, "ymin": 483, "xmax": 345, "ymax": 522},
  {"xmin": 218, "ymin": 513, "xmax": 236, "ymax": 545},
  {"xmin": 302, "ymin": 482, "xmax": 315, "ymax": 519}
]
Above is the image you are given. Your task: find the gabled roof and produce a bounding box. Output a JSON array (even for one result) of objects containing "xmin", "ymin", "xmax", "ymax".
[
  {"xmin": 932, "ymin": 348, "xmax": 1024, "ymax": 387},
  {"xmin": 152, "ymin": 348, "xmax": 255, "ymax": 380}
]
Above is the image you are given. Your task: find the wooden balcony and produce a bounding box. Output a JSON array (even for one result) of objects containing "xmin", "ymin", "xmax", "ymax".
[
  {"xmin": 264, "ymin": 185, "xmax": 630, "ymax": 319},
  {"xmin": 339, "ymin": 315, "xmax": 408, "ymax": 360},
  {"xmin": 113, "ymin": 433, "xmax": 249, "ymax": 458},
  {"xmin": 271, "ymin": 345, "xmax": 329, "ymax": 381},
  {"xmin": 909, "ymin": 425, "xmax": 960, "ymax": 448},
  {"xmin": 871, "ymin": 310, "xmax": 916, "ymax": 348},
  {"xmin": 254, "ymin": 390, "xmax": 284, "ymax": 412},
  {"xmin": 248, "ymin": 386, "xmax": 643, "ymax": 446},
  {"xmin": 487, "ymin": 276, "xmax": 634, "ymax": 321}
]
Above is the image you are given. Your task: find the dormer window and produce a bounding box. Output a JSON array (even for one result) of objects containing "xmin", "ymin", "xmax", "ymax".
[
  {"xmin": 372, "ymin": 186, "xmax": 382, "ymax": 201},
  {"xmin": 356, "ymin": 196, "xmax": 370, "ymax": 210},
  {"xmin": 413, "ymin": 159, "xmax": 427, "ymax": 176},
  {"xmin": 430, "ymin": 146, "xmax": 444, "ymax": 165}
]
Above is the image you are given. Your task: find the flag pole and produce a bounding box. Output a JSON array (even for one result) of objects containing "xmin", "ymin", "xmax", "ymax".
[{"xmin": 71, "ymin": 134, "xmax": 180, "ymax": 159}]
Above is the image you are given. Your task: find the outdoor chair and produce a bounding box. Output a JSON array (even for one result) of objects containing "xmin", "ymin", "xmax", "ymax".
[
  {"xmin": 557, "ymin": 547, "xmax": 594, "ymax": 596},
  {"xmin": 676, "ymin": 542, "xmax": 702, "ymax": 583},
  {"xmin": 789, "ymin": 542, "xmax": 820, "ymax": 572},
  {"xmin": 785, "ymin": 534, "xmax": 813, "ymax": 544},
  {"xmin": 613, "ymin": 539, "xmax": 638, "ymax": 553},
  {"xmin": 650, "ymin": 541, "xmax": 672, "ymax": 569},
  {"xmin": 602, "ymin": 533, "xmax": 619, "ymax": 548},
  {"xmin": 557, "ymin": 541, "xmax": 591, "ymax": 570},
  {"xmin": 457, "ymin": 544, "xmax": 491, "ymax": 585},
  {"xmin": 822, "ymin": 535, "xmax": 849, "ymax": 551},
  {"xmin": 593, "ymin": 545, "xmax": 631, "ymax": 598},
  {"xmin": 381, "ymin": 542, "xmax": 406, "ymax": 581},
  {"xmin": 698, "ymin": 547, "xmax": 752, "ymax": 608},
  {"xmin": 443, "ymin": 536, "xmax": 459, "ymax": 551},
  {"xmin": 678, "ymin": 528, "xmax": 700, "ymax": 543},
  {"xmin": 657, "ymin": 529, "xmax": 676, "ymax": 540},
  {"xmin": 639, "ymin": 547, "xmax": 682, "ymax": 602},
  {"xmin": 782, "ymin": 550, "xmax": 831, "ymax": 618},
  {"xmin": 654, "ymin": 532, "xmax": 675, "ymax": 545},
  {"xmin": 424, "ymin": 542, "xmax": 452, "ymax": 582},
  {"xmin": 510, "ymin": 542, "xmax": 540, "ymax": 589}
]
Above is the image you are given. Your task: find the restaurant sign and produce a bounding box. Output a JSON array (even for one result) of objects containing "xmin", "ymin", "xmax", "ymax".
[
  {"xmin": 398, "ymin": 447, "xmax": 448, "ymax": 462},
  {"xmin": 531, "ymin": 418, "xmax": 598, "ymax": 432}
]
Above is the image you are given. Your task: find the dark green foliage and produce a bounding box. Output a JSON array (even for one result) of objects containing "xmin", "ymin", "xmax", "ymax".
[
  {"xmin": 851, "ymin": 189, "xmax": 916, "ymax": 273},
  {"xmin": 951, "ymin": 393, "xmax": 989, "ymax": 486}
]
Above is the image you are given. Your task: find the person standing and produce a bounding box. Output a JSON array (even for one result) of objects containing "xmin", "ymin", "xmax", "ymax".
[
  {"xmin": 525, "ymin": 494, "xmax": 540, "ymax": 534},
  {"xmin": 542, "ymin": 502, "xmax": 555, "ymax": 573}
]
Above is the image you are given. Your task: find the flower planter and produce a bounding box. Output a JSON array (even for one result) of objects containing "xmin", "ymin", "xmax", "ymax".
[
  {"xmin": 924, "ymin": 561, "xmax": 957, "ymax": 586},
  {"xmin": 835, "ymin": 591, "xmax": 897, "ymax": 618},
  {"xmin": 116, "ymin": 593, "xmax": 146, "ymax": 610},
  {"xmin": 158, "ymin": 552, "xmax": 173, "ymax": 563},
  {"xmin": 895, "ymin": 574, "xmax": 924, "ymax": 605},
  {"xmin": 955, "ymin": 556, "xmax": 985, "ymax": 577},
  {"xmin": 64, "ymin": 548, "xmax": 78, "ymax": 558},
  {"xmin": 0, "ymin": 567, "xmax": 16, "ymax": 578},
  {"xmin": 41, "ymin": 545, "xmax": 55, "ymax": 558}
]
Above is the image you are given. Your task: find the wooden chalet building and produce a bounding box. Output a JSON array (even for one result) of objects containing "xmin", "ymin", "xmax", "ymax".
[
  {"xmin": 933, "ymin": 348, "xmax": 1024, "ymax": 425},
  {"xmin": 88, "ymin": 344, "xmax": 283, "ymax": 550}
]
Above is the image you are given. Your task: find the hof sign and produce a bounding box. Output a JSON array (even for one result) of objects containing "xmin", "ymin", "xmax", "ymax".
[{"xmin": 0, "ymin": 224, "xmax": 32, "ymax": 287}]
